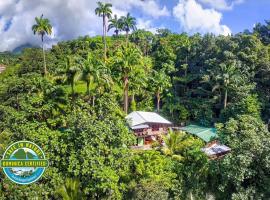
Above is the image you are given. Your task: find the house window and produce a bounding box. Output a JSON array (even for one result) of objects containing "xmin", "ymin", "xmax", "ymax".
[{"xmin": 137, "ymin": 138, "xmax": 144, "ymax": 146}]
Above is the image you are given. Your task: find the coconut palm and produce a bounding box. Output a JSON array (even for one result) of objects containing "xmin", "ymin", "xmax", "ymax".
[
  {"xmin": 120, "ymin": 13, "xmax": 136, "ymax": 45},
  {"xmin": 95, "ymin": 2, "xmax": 112, "ymax": 60},
  {"xmin": 209, "ymin": 62, "xmax": 240, "ymax": 109},
  {"xmin": 113, "ymin": 44, "xmax": 143, "ymax": 113},
  {"xmin": 32, "ymin": 14, "xmax": 52, "ymax": 76},
  {"xmin": 64, "ymin": 56, "xmax": 80, "ymax": 98},
  {"xmin": 152, "ymin": 69, "xmax": 171, "ymax": 112},
  {"xmin": 44, "ymin": 85, "xmax": 67, "ymax": 118},
  {"xmin": 56, "ymin": 178, "xmax": 84, "ymax": 200},
  {"xmin": 219, "ymin": 63, "xmax": 239, "ymax": 109},
  {"xmin": 94, "ymin": 61, "xmax": 112, "ymax": 94},
  {"xmin": 108, "ymin": 14, "xmax": 122, "ymax": 36},
  {"xmin": 79, "ymin": 53, "xmax": 95, "ymax": 96},
  {"xmin": 129, "ymin": 68, "xmax": 148, "ymax": 111},
  {"xmin": 79, "ymin": 54, "xmax": 112, "ymax": 105},
  {"xmin": 92, "ymin": 60, "xmax": 112, "ymax": 106},
  {"xmin": 162, "ymin": 130, "xmax": 186, "ymax": 161}
]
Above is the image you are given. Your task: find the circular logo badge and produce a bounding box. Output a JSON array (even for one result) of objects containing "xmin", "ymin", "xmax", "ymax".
[{"xmin": 0, "ymin": 141, "xmax": 49, "ymax": 185}]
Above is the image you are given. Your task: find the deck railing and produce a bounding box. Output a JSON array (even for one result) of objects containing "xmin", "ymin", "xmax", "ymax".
[{"xmin": 134, "ymin": 128, "xmax": 167, "ymax": 137}]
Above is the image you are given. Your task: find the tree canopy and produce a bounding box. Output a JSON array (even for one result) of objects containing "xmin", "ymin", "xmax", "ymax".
[{"xmin": 0, "ymin": 6, "xmax": 270, "ymax": 200}]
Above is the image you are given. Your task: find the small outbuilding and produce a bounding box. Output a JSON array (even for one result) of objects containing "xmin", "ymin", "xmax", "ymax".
[
  {"xmin": 179, "ymin": 124, "xmax": 217, "ymax": 142},
  {"xmin": 201, "ymin": 140, "xmax": 231, "ymax": 159},
  {"xmin": 178, "ymin": 124, "xmax": 231, "ymax": 159}
]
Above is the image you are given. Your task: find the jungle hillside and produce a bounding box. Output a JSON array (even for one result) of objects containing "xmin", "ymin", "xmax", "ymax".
[{"xmin": 0, "ymin": 2, "xmax": 270, "ymax": 199}]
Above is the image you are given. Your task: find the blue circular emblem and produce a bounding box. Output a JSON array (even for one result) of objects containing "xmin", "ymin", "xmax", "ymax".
[{"xmin": 0, "ymin": 141, "xmax": 49, "ymax": 184}]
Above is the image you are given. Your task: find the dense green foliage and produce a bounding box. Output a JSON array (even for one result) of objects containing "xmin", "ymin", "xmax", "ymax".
[
  {"xmin": 0, "ymin": 6, "xmax": 270, "ymax": 199},
  {"xmin": 210, "ymin": 115, "xmax": 270, "ymax": 199}
]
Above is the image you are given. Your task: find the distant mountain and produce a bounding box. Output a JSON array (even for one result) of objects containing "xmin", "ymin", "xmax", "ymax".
[
  {"xmin": 12, "ymin": 148, "xmax": 36, "ymax": 159},
  {"xmin": 12, "ymin": 43, "xmax": 38, "ymax": 54}
]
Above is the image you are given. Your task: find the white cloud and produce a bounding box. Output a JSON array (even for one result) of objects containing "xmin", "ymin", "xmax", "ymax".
[
  {"xmin": 173, "ymin": 0, "xmax": 231, "ymax": 35},
  {"xmin": 137, "ymin": 18, "xmax": 163, "ymax": 34},
  {"xmin": 198, "ymin": 0, "xmax": 244, "ymax": 10},
  {"xmin": 0, "ymin": 0, "xmax": 169, "ymax": 51},
  {"xmin": 105, "ymin": 0, "xmax": 170, "ymax": 18},
  {"xmin": 111, "ymin": 7, "xmax": 127, "ymax": 18},
  {"xmin": 138, "ymin": 0, "xmax": 170, "ymax": 19}
]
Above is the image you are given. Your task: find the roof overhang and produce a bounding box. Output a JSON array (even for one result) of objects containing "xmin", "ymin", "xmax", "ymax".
[{"xmin": 131, "ymin": 124, "xmax": 150, "ymax": 130}]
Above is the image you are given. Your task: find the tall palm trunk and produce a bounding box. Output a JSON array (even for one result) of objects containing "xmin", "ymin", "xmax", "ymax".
[
  {"xmin": 124, "ymin": 76, "xmax": 129, "ymax": 114},
  {"xmin": 41, "ymin": 34, "xmax": 47, "ymax": 76},
  {"xmin": 189, "ymin": 191, "xmax": 194, "ymax": 200},
  {"xmin": 92, "ymin": 96, "xmax": 95, "ymax": 107},
  {"xmin": 131, "ymin": 93, "xmax": 136, "ymax": 111},
  {"xmin": 71, "ymin": 82, "xmax": 75, "ymax": 108},
  {"xmin": 86, "ymin": 81, "xmax": 90, "ymax": 95},
  {"xmin": 144, "ymin": 43, "xmax": 147, "ymax": 56},
  {"xmin": 185, "ymin": 55, "xmax": 188, "ymax": 77},
  {"xmin": 16, "ymin": 94, "xmax": 19, "ymax": 110},
  {"xmin": 71, "ymin": 83, "xmax": 75, "ymax": 97},
  {"xmin": 103, "ymin": 15, "xmax": 107, "ymax": 60},
  {"xmin": 224, "ymin": 88, "xmax": 228, "ymax": 109},
  {"xmin": 125, "ymin": 30, "xmax": 129, "ymax": 46},
  {"xmin": 131, "ymin": 93, "xmax": 135, "ymax": 102},
  {"xmin": 157, "ymin": 89, "xmax": 160, "ymax": 112}
]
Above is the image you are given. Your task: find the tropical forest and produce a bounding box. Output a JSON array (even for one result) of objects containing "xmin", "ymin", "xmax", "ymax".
[{"xmin": 0, "ymin": 1, "xmax": 270, "ymax": 200}]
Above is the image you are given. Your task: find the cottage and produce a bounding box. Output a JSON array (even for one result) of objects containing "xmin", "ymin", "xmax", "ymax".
[{"xmin": 125, "ymin": 111, "xmax": 172, "ymax": 147}]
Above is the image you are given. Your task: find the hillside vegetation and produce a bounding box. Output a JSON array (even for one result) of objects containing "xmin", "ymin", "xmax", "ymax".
[{"xmin": 0, "ymin": 9, "xmax": 270, "ymax": 200}]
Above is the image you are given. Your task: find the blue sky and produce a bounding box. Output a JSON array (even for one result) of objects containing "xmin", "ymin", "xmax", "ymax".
[
  {"xmin": 222, "ymin": 0, "xmax": 270, "ymax": 33},
  {"xmin": 0, "ymin": 0, "xmax": 269, "ymax": 51},
  {"xmin": 140, "ymin": 0, "xmax": 270, "ymax": 34}
]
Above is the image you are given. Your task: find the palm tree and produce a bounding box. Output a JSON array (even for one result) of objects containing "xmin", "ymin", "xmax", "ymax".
[
  {"xmin": 129, "ymin": 68, "xmax": 148, "ymax": 111},
  {"xmin": 113, "ymin": 44, "xmax": 143, "ymax": 113},
  {"xmin": 79, "ymin": 54, "xmax": 112, "ymax": 106},
  {"xmin": 210, "ymin": 62, "xmax": 239, "ymax": 109},
  {"xmin": 80, "ymin": 53, "xmax": 94, "ymax": 96},
  {"xmin": 44, "ymin": 85, "xmax": 67, "ymax": 118},
  {"xmin": 64, "ymin": 56, "xmax": 80, "ymax": 98},
  {"xmin": 95, "ymin": 2, "xmax": 112, "ymax": 60},
  {"xmin": 152, "ymin": 69, "xmax": 171, "ymax": 112},
  {"xmin": 32, "ymin": 14, "xmax": 52, "ymax": 76},
  {"xmin": 220, "ymin": 63, "xmax": 238, "ymax": 109},
  {"xmin": 120, "ymin": 13, "xmax": 136, "ymax": 45},
  {"xmin": 56, "ymin": 178, "xmax": 84, "ymax": 200},
  {"xmin": 108, "ymin": 14, "xmax": 122, "ymax": 36},
  {"xmin": 162, "ymin": 130, "xmax": 186, "ymax": 161},
  {"xmin": 94, "ymin": 61, "xmax": 112, "ymax": 95}
]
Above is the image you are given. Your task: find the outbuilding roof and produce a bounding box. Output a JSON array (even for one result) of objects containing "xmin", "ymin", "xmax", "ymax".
[
  {"xmin": 125, "ymin": 111, "xmax": 172, "ymax": 129},
  {"xmin": 202, "ymin": 143, "xmax": 231, "ymax": 157},
  {"xmin": 180, "ymin": 124, "xmax": 217, "ymax": 142}
]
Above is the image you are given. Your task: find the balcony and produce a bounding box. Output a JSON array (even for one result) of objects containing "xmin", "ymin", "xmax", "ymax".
[{"xmin": 134, "ymin": 127, "xmax": 167, "ymax": 137}]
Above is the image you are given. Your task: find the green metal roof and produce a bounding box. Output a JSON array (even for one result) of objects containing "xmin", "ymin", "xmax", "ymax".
[{"xmin": 180, "ymin": 124, "xmax": 217, "ymax": 142}]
